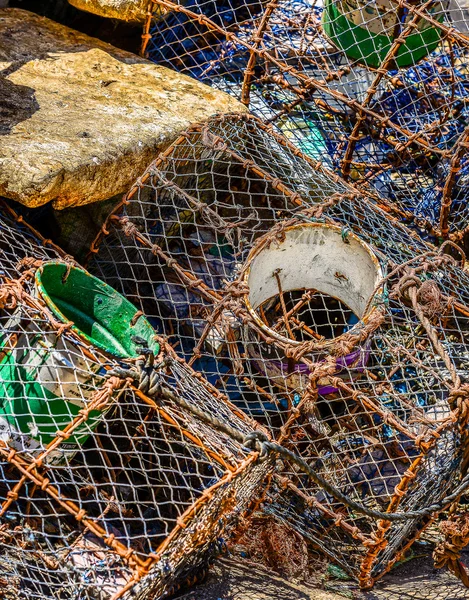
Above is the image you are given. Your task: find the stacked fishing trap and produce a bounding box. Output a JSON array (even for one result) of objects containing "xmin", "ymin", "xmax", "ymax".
[
  {"xmin": 142, "ymin": 0, "xmax": 469, "ymax": 241},
  {"xmin": 4, "ymin": 0, "xmax": 469, "ymax": 596},
  {"xmin": 86, "ymin": 113, "xmax": 469, "ymax": 591},
  {"xmin": 0, "ymin": 202, "xmax": 274, "ymax": 599}
]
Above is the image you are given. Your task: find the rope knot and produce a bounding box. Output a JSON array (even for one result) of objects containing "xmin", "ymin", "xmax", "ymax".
[
  {"xmin": 242, "ymin": 431, "xmax": 270, "ymax": 459},
  {"xmin": 16, "ymin": 257, "xmax": 44, "ymax": 272},
  {"xmin": 449, "ymin": 384, "xmax": 469, "ymax": 423},
  {"xmin": 223, "ymin": 279, "xmax": 249, "ymax": 298},
  {"xmin": 434, "ymin": 512, "xmax": 469, "ymax": 586},
  {"xmin": 119, "ymin": 217, "xmax": 139, "ymax": 238},
  {"xmin": 416, "ymin": 279, "xmax": 449, "ymax": 319},
  {"xmin": 201, "ymin": 128, "xmax": 228, "ymax": 152},
  {"xmin": 394, "ymin": 274, "xmax": 421, "ymax": 301}
]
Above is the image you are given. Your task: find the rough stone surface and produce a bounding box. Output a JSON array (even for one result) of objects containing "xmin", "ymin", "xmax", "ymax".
[
  {"xmin": 68, "ymin": 0, "xmax": 152, "ymax": 22},
  {"xmin": 0, "ymin": 9, "xmax": 246, "ymax": 209}
]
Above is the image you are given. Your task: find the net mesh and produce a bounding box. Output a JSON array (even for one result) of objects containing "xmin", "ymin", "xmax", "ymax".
[
  {"xmin": 84, "ymin": 113, "xmax": 469, "ymax": 591},
  {"xmin": 142, "ymin": 0, "xmax": 469, "ymax": 241},
  {"xmin": 0, "ymin": 202, "xmax": 273, "ymax": 599}
]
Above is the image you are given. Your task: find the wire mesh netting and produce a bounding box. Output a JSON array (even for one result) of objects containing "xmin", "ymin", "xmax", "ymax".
[
  {"xmin": 142, "ymin": 0, "xmax": 469, "ymax": 241},
  {"xmin": 0, "ymin": 202, "xmax": 275, "ymax": 599},
  {"xmin": 84, "ymin": 113, "xmax": 469, "ymax": 592}
]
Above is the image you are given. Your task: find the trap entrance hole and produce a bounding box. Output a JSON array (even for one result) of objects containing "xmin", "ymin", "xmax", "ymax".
[
  {"xmin": 244, "ymin": 222, "xmax": 384, "ymax": 350},
  {"xmin": 256, "ymin": 289, "xmax": 358, "ymax": 342}
]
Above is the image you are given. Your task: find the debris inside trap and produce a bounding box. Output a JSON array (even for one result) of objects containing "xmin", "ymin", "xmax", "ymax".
[{"xmin": 232, "ymin": 515, "xmax": 315, "ymax": 580}]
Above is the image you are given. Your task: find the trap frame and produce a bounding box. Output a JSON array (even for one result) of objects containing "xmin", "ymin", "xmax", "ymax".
[
  {"xmin": 142, "ymin": 0, "xmax": 469, "ymax": 241},
  {"xmin": 86, "ymin": 113, "xmax": 469, "ymax": 589},
  {"xmin": 0, "ymin": 203, "xmax": 275, "ymax": 600}
]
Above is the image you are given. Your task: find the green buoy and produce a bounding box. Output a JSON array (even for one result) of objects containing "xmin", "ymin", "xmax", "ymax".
[
  {"xmin": 321, "ymin": 0, "xmax": 446, "ymax": 68},
  {"xmin": 0, "ymin": 261, "xmax": 159, "ymax": 465}
]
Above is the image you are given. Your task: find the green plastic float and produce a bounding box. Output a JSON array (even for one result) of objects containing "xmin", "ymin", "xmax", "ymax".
[
  {"xmin": 322, "ymin": 0, "xmax": 446, "ymax": 68},
  {"xmin": 0, "ymin": 261, "xmax": 158, "ymax": 465}
]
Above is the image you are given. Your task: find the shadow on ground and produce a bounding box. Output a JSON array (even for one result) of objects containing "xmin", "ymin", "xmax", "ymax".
[{"xmin": 176, "ymin": 555, "xmax": 469, "ymax": 600}]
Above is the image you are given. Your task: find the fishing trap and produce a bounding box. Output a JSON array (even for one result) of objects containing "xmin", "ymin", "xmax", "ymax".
[
  {"xmin": 86, "ymin": 113, "xmax": 469, "ymax": 589},
  {"xmin": 0, "ymin": 204, "xmax": 274, "ymax": 600},
  {"xmin": 142, "ymin": 0, "xmax": 469, "ymax": 242}
]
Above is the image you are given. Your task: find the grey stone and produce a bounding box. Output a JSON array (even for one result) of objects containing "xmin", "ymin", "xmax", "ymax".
[{"xmin": 0, "ymin": 9, "xmax": 246, "ymax": 209}]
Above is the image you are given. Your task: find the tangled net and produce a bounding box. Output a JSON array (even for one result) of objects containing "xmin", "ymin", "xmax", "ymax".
[
  {"xmin": 142, "ymin": 0, "xmax": 469, "ymax": 241},
  {"xmin": 85, "ymin": 113, "xmax": 469, "ymax": 590},
  {"xmin": 0, "ymin": 201, "xmax": 273, "ymax": 599}
]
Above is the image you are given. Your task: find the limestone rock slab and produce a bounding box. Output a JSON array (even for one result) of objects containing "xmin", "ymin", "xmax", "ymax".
[
  {"xmin": 68, "ymin": 0, "xmax": 152, "ymax": 22},
  {"xmin": 0, "ymin": 9, "xmax": 246, "ymax": 209}
]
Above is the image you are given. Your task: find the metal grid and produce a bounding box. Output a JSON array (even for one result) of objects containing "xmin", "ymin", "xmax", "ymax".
[
  {"xmin": 0, "ymin": 202, "xmax": 274, "ymax": 600},
  {"xmin": 85, "ymin": 113, "xmax": 469, "ymax": 590},
  {"xmin": 142, "ymin": 0, "xmax": 469, "ymax": 241}
]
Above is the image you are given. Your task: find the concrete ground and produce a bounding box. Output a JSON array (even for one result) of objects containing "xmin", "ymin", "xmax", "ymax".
[{"xmin": 176, "ymin": 554, "xmax": 469, "ymax": 600}]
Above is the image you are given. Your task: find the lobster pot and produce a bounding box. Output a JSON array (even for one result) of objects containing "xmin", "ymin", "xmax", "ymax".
[
  {"xmin": 86, "ymin": 114, "xmax": 469, "ymax": 588},
  {"xmin": 0, "ymin": 261, "xmax": 159, "ymax": 465},
  {"xmin": 0, "ymin": 367, "xmax": 272, "ymax": 600},
  {"xmin": 0, "ymin": 260, "xmax": 273, "ymax": 599},
  {"xmin": 142, "ymin": 0, "xmax": 469, "ymax": 239},
  {"xmin": 85, "ymin": 114, "xmax": 343, "ymax": 417}
]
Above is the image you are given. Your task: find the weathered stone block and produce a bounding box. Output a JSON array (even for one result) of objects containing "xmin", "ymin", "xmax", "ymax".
[
  {"xmin": 68, "ymin": 0, "xmax": 152, "ymax": 22},
  {"xmin": 0, "ymin": 9, "xmax": 246, "ymax": 209}
]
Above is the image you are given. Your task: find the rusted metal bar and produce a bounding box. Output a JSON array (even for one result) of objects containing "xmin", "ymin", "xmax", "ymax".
[
  {"xmin": 241, "ymin": 0, "xmax": 280, "ymax": 105},
  {"xmin": 439, "ymin": 126, "xmax": 469, "ymax": 238},
  {"xmin": 340, "ymin": 0, "xmax": 438, "ymax": 179}
]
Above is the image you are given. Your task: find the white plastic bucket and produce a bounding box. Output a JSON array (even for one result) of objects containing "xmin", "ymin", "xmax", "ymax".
[{"xmin": 242, "ymin": 223, "xmax": 384, "ymax": 394}]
